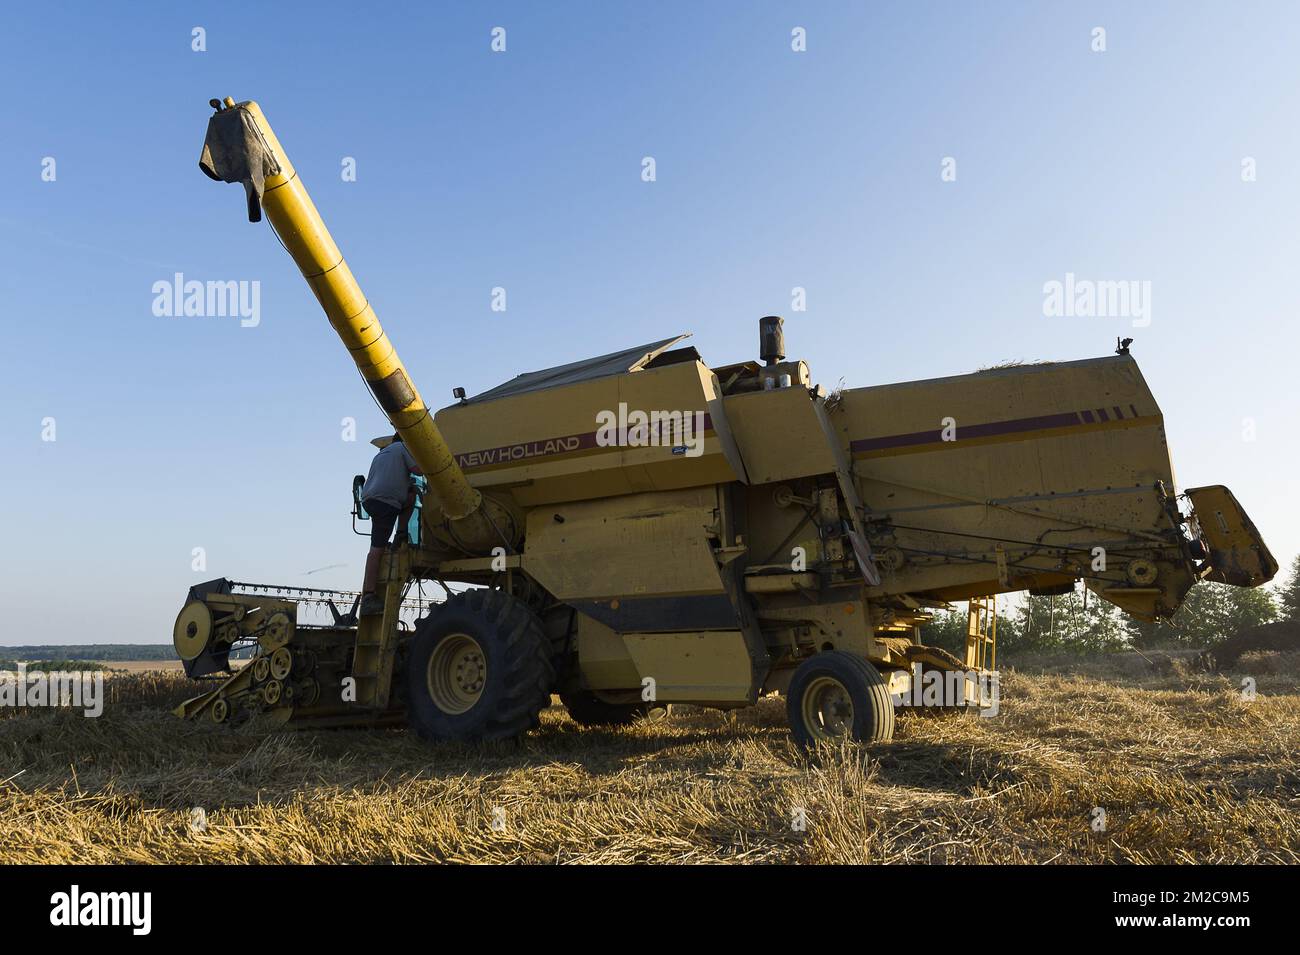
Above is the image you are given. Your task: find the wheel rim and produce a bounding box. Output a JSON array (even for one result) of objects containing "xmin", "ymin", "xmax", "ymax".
[
  {"xmin": 801, "ymin": 676, "xmax": 854, "ymax": 741},
  {"xmin": 427, "ymin": 633, "xmax": 486, "ymax": 714}
]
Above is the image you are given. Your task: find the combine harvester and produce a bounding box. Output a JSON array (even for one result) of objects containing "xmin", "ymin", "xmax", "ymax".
[{"xmin": 175, "ymin": 97, "xmax": 1276, "ymax": 746}]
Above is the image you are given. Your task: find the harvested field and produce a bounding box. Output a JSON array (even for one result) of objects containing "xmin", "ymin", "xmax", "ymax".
[
  {"xmin": 0, "ymin": 653, "xmax": 1296, "ymax": 864},
  {"xmin": 95, "ymin": 660, "xmax": 185, "ymax": 673}
]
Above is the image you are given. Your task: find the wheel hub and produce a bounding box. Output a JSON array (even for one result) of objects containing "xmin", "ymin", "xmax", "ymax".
[
  {"xmin": 802, "ymin": 676, "xmax": 854, "ymax": 741},
  {"xmin": 427, "ymin": 634, "xmax": 486, "ymax": 714}
]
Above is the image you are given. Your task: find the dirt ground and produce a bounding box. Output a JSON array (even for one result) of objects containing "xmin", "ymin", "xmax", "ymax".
[{"xmin": 0, "ymin": 652, "xmax": 1296, "ymax": 864}]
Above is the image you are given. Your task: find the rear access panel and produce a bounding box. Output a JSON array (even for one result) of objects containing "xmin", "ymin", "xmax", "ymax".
[{"xmin": 522, "ymin": 485, "xmax": 738, "ymax": 631}]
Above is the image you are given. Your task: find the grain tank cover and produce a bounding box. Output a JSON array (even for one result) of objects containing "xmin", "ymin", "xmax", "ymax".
[{"xmin": 467, "ymin": 334, "xmax": 691, "ymax": 403}]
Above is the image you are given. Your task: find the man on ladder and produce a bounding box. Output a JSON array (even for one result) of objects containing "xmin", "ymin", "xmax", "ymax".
[{"xmin": 358, "ymin": 434, "xmax": 423, "ymax": 616}]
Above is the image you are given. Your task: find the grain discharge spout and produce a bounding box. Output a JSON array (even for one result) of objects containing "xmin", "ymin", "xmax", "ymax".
[{"xmin": 198, "ymin": 97, "xmax": 481, "ymax": 523}]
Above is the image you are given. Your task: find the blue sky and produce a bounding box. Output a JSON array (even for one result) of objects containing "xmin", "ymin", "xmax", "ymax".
[{"xmin": 1, "ymin": 1, "xmax": 1296, "ymax": 643}]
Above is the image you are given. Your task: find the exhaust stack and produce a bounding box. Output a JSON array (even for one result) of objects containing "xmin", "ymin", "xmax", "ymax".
[{"xmin": 759, "ymin": 315, "xmax": 785, "ymax": 366}]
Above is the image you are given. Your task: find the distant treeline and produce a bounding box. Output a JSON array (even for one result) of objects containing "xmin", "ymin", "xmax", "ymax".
[
  {"xmin": 922, "ymin": 563, "xmax": 1300, "ymax": 658},
  {"xmin": 0, "ymin": 660, "xmax": 107, "ymax": 672},
  {"xmin": 0, "ymin": 645, "xmax": 178, "ymax": 661}
]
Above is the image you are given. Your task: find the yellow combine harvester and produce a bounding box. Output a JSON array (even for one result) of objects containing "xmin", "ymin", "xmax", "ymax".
[{"xmin": 175, "ymin": 97, "xmax": 1276, "ymax": 746}]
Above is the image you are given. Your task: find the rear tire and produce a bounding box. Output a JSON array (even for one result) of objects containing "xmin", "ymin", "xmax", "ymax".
[
  {"xmin": 787, "ymin": 651, "xmax": 895, "ymax": 747},
  {"xmin": 406, "ymin": 589, "xmax": 554, "ymax": 743}
]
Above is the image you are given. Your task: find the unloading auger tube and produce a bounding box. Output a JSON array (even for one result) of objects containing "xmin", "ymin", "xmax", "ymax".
[{"xmin": 199, "ymin": 96, "xmax": 482, "ymax": 528}]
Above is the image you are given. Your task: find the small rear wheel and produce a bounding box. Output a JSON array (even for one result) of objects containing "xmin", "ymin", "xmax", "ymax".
[{"xmin": 787, "ymin": 651, "xmax": 895, "ymax": 747}]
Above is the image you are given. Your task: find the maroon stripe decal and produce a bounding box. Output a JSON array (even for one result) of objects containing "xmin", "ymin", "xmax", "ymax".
[{"xmin": 850, "ymin": 410, "xmax": 1083, "ymax": 454}]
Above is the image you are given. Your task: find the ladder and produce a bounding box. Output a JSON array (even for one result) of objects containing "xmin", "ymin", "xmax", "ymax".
[
  {"xmin": 350, "ymin": 546, "xmax": 410, "ymax": 709},
  {"xmin": 350, "ymin": 479, "xmax": 427, "ymax": 711},
  {"xmin": 965, "ymin": 596, "xmax": 997, "ymax": 672}
]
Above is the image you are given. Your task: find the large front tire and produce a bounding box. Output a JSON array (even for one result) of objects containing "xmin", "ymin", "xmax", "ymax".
[
  {"xmin": 406, "ymin": 589, "xmax": 554, "ymax": 743},
  {"xmin": 786, "ymin": 651, "xmax": 895, "ymax": 747}
]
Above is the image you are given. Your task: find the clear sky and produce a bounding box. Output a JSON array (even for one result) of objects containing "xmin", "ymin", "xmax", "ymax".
[{"xmin": 1, "ymin": 1, "xmax": 1296, "ymax": 644}]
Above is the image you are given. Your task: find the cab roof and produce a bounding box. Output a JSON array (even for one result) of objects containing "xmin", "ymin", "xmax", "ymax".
[{"xmin": 466, "ymin": 334, "xmax": 694, "ymax": 404}]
